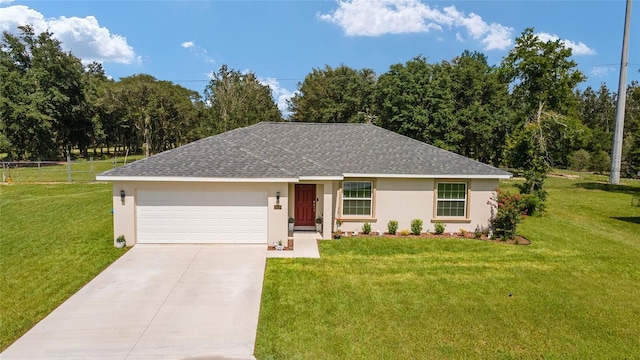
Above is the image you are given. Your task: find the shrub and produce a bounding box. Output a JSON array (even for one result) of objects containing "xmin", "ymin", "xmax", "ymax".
[
  {"xmin": 362, "ymin": 221, "xmax": 371, "ymax": 235},
  {"xmin": 570, "ymin": 149, "xmax": 591, "ymax": 173},
  {"xmin": 399, "ymin": 229, "xmax": 410, "ymax": 236},
  {"xmin": 460, "ymin": 228, "xmax": 467, "ymax": 236},
  {"xmin": 410, "ymin": 219, "xmax": 423, "ymax": 235},
  {"xmin": 434, "ymin": 221, "xmax": 446, "ymax": 235},
  {"xmin": 474, "ymin": 225, "xmax": 482, "ymax": 239},
  {"xmin": 489, "ymin": 189, "xmax": 528, "ymax": 239},
  {"xmin": 521, "ymin": 193, "xmax": 544, "ymax": 216},
  {"xmin": 387, "ymin": 220, "xmax": 399, "ymax": 235},
  {"xmin": 590, "ymin": 150, "xmax": 611, "ymax": 174}
]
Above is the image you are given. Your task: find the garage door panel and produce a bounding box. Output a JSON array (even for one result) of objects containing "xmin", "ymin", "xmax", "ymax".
[{"xmin": 136, "ymin": 190, "xmax": 267, "ymax": 244}]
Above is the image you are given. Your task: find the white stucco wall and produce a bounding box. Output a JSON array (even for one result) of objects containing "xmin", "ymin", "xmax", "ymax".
[
  {"xmin": 110, "ymin": 177, "xmax": 500, "ymax": 246},
  {"xmin": 336, "ymin": 178, "xmax": 499, "ymax": 234},
  {"xmin": 111, "ymin": 181, "xmax": 289, "ymax": 246}
]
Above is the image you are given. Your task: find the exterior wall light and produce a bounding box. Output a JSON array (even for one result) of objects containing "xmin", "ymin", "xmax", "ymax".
[
  {"xmin": 120, "ymin": 189, "xmax": 125, "ymax": 205},
  {"xmin": 276, "ymin": 191, "xmax": 281, "ymax": 204}
]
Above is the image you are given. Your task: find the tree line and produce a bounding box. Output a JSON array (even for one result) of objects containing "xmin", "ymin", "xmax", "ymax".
[
  {"xmin": 1, "ymin": 26, "xmax": 638, "ymax": 181},
  {"xmin": 0, "ymin": 26, "xmax": 281, "ymax": 160}
]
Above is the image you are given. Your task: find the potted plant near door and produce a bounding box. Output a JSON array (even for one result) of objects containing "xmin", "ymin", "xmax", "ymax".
[
  {"xmin": 288, "ymin": 217, "xmax": 294, "ymax": 231},
  {"xmin": 115, "ymin": 235, "xmax": 126, "ymax": 248},
  {"xmin": 315, "ymin": 215, "xmax": 323, "ymax": 233},
  {"xmin": 333, "ymin": 218, "xmax": 343, "ymax": 239}
]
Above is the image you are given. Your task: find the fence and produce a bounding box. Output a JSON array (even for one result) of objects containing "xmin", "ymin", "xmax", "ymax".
[{"xmin": 1, "ymin": 156, "xmax": 132, "ymax": 183}]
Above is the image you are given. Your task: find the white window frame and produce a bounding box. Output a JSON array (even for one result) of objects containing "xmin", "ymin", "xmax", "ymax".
[
  {"xmin": 436, "ymin": 182, "xmax": 468, "ymax": 218},
  {"xmin": 341, "ymin": 181, "xmax": 373, "ymax": 217}
]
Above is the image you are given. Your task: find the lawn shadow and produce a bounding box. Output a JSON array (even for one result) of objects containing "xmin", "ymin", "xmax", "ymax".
[
  {"xmin": 611, "ymin": 217, "xmax": 640, "ymax": 225},
  {"xmin": 575, "ymin": 182, "xmax": 640, "ymax": 195}
]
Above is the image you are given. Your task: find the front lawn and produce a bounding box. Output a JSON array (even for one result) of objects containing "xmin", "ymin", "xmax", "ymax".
[
  {"xmin": 0, "ymin": 184, "xmax": 123, "ymax": 351},
  {"xmin": 256, "ymin": 176, "xmax": 640, "ymax": 358}
]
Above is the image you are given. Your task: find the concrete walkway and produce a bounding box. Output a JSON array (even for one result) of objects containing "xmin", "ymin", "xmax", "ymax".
[
  {"xmin": 1, "ymin": 244, "xmax": 267, "ymax": 360},
  {"xmin": 267, "ymin": 232, "xmax": 321, "ymax": 258}
]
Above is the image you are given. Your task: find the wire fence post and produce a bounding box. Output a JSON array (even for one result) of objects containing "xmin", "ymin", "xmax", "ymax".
[
  {"xmin": 67, "ymin": 156, "xmax": 72, "ymax": 183},
  {"xmin": 38, "ymin": 161, "xmax": 42, "ymax": 182}
]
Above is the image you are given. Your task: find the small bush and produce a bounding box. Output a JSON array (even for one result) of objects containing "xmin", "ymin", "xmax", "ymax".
[
  {"xmin": 434, "ymin": 221, "xmax": 446, "ymax": 235},
  {"xmin": 399, "ymin": 229, "xmax": 410, "ymax": 236},
  {"xmin": 590, "ymin": 150, "xmax": 611, "ymax": 174},
  {"xmin": 410, "ymin": 219, "xmax": 423, "ymax": 235},
  {"xmin": 474, "ymin": 225, "xmax": 482, "ymax": 239},
  {"xmin": 521, "ymin": 193, "xmax": 545, "ymax": 216},
  {"xmin": 570, "ymin": 149, "xmax": 591, "ymax": 173},
  {"xmin": 489, "ymin": 189, "xmax": 528, "ymax": 239},
  {"xmin": 362, "ymin": 221, "xmax": 371, "ymax": 235},
  {"xmin": 387, "ymin": 220, "xmax": 399, "ymax": 235},
  {"xmin": 460, "ymin": 228, "xmax": 467, "ymax": 236}
]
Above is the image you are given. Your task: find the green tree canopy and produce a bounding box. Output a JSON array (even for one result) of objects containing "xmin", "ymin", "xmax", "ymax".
[
  {"xmin": 288, "ymin": 64, "xmax": 376, "ymax": 123},
  {"xmin": 111, "ymin": 74, "xmax": 202, "ymax": 156},
  {"xmin": 201, "ymin": 65, "xmax": 281, "ymax": 136},
  {"xmin": 373, "ymin": 55, "xmax": 455, "ymax": 150},
  {"xmin": 0, "ymin": 26, "xmax": 86, "ymax": 159},
  {"xmin": 502, "ymin": 28, "xmax": 586, "ymax": 194}
]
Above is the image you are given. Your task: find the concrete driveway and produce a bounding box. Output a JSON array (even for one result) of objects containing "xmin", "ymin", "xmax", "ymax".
[{"xmin": 1, "ymin": 244, "xmax": 267, "ymax": 360}]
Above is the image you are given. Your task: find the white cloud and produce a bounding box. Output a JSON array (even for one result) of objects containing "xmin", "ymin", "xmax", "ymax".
[
  {"xmin": 183, "ymin": 41, "xmax": 215, "ymax": 64},
  {"xmin": 0, "ymin": 0, "xmax": 14, "ymax": 4},
  {"xmin": 591, "ymin": 65, "xmax": 615, "ymax": 77},
  {"xmin": 536, "ymin": 32, "xmax": 596, "ymax": 55},
  {"xmin": 259, "ymin": 77, "xmax": 298, "ymax": 118},
  {"xmin": 0, "ymin": 5, "xmax": 137, "ymax": 64},
  {"xmin": 319, "ymin": 0, "xmax": 513, "ymax": 50}
]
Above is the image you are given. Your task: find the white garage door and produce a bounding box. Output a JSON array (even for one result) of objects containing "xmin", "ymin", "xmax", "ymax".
[{"xmin": 136, "ymin": 190, "xmax": 267, "ymax": 244}]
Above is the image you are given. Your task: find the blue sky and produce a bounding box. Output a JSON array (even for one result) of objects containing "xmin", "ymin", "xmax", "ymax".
[{"xmin": 0, "ymin": 0, "xmax": 637, "ymax": 116}]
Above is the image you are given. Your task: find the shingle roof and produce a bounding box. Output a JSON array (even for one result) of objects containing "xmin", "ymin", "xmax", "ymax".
[{"xmin": 98, "ymin": 122, "xmax": 511, "ymax": 179}]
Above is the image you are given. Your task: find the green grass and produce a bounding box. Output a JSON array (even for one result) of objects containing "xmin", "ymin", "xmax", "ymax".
[
  {"xmin": 2, "ymin": 155, "xmax": 144, "ymax": 183},
  {"xmin": 0, "ymin": 183, "xmax": 124, "ymax": 351},
  {"xmin": 256, "ymin": 175, "xmax": 640, "ymax": 359}
]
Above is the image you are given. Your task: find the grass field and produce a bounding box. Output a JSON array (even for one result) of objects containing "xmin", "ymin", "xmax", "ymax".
[
  {"xmin": 1, "ymin": 155, "xmax": 144, "ymax": 183},
  {"xmin": 2, "ymin": 173, "xmax": 639, "ymax": 357},
  {"xmin": 0, "ymin": 183, "xmax": 124, "ymax": 351},
  {"xmin": 255, "ymin": 175, "xmax": 640, "ymax": 359}
]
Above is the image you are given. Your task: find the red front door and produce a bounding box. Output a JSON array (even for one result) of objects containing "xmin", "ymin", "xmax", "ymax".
[{"xmin": 295, "ymin": 184, "xmax": 316, "ymax": 226}]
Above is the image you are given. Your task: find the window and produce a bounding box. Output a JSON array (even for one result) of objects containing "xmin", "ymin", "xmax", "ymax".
[
  {"xmin": 342, "ymin": 181, "xmax": 373, "ymax": 216},
  {"xmin": 436, "ymin": 183, "xmax": 467, "ymax": 217}
]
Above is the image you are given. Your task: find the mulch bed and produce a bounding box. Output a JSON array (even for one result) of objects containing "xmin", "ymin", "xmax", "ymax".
[{"xmin": 338, "ymin": 232, "xmax": 531, "ymax": 245}]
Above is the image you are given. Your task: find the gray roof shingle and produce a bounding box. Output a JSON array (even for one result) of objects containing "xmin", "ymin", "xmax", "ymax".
[{"xmin": 98, "ymin": 122, "xmax": 511, "ymax": 179}]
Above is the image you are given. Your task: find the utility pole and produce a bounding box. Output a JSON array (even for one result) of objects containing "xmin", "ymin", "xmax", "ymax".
[{"xmin": 610, "ymin": 0, "xmax": 632, "ymax": 184}]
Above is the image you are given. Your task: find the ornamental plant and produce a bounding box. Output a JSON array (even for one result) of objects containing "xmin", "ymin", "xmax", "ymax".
[
  {"xmin": 362, "ymin": 221, "xmax": 372, "ymax": 235},
  {"xmin": 488, "ymin": 189, "xmax": 528, "ymax": 239},
  {"xmin": 434, "ymin": 221, "xmax": 446, "ymax": 235},
  {"xmin": 387, "ymin": 220, "xmax": 399, "ymax": 235},
  {"xmin": 410, "ymin": 219, "xmax": 423, "ymax": 235}
]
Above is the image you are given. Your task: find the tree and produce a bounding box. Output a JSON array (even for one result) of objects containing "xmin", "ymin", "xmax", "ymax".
[
  {"xmin": 570, "ymin": 149, "xmax": 591, "ymax": 185},
  {"xmin": 111, "ymin": 74, "xmax": 201, "ymax": 156},
  {"xmin": 570, "ymin": 149, "xmax": 591, "ymax": 173},
  {"xmin": 0, "ymin": 26, "xmax": 86, "ymax": 159},
  {"xmin": 622, "ymin": 82, "xmax": 640, "ymax": 177},
  {"xmin": 201, "ymin": 65, "xmax": 281, "ymax": 136},
  {"xmin": 288, "ymin": 65, "xmax": 376, "ymax": 123},
  {"xmin": 448, "ymin": 51, "xmax": 513, "ymax": 166},
  {"xmin": 502, "ymin": 28, "xmax": 586, "ymax": 196},
  {"xmin": 374, "ymin": 56, "xmax": 456, "ymax": 150},
  {"xmin": 590, "ymin": 150, "xmax": 611, "ymax": 174}
]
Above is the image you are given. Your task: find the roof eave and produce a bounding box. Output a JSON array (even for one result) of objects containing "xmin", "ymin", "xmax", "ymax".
[
  {"xmin": 341, "ymin": 173, "xmax": 512, "ymax": 179},
  {"xmin": 95, "ymin": 175, "xmax": 300, "ymax": 183}
]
